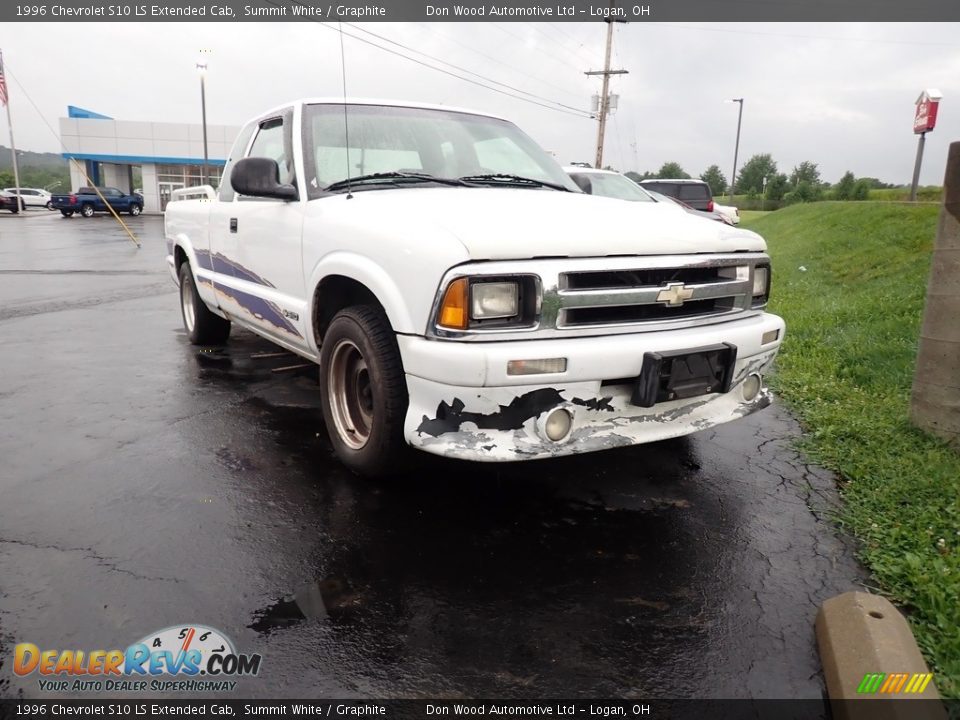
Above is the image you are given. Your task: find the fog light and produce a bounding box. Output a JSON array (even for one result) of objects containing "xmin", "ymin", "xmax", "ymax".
[
  {"xmin": 541, "ymin": 408, "xmax": 573, "ymax": 442},
  {"xmin": 742, "ymin": 373, "xmax": 762, "ymax": 401},
  {"xmin": 761, "ymin": 329, "xmax": 780, "ymax": 345},
  {"xmin": 507, "ymin": 358, "xmax": 567, "ymax": 376}
]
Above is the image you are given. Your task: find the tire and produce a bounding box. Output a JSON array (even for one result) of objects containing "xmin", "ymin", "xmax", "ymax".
[
  {"xmin": 80, "ymin": 203, "xmax": 95, "ymax": 218},
  {"xmin": 46, "ymin": 201, "xmax": 53, "ymax": 210},
  {"xmin": 60, "ymin": 210, "xmax": 74, "ymax": 217},
  {"xmin": 319, "ymin": 305, "xmax": 408, "ymax": 477},
  {"xmin": 129, "ymin": 203, "xmax": 142, "ymax": 216},
  {"xmin": 178, "ymin": 262, "xmax": 230, "ymax": 345}
]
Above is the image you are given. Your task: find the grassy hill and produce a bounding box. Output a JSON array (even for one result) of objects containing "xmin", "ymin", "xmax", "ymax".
[
  {"xmin": 744, "ymin": 202, "xmax": 960, "ymax": 696},
  {"xmin": 0, "ymin": 144, "xmax": 66, "ymax": 171},
  {"xmin": 0, "ymin": 145, "xmax": 69, "ymax": 190}
]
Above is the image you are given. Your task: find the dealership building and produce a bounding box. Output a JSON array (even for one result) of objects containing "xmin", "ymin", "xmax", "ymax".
[{"xmin": 59, "ymin": 106, "xmax": 241, "ymax": 213}]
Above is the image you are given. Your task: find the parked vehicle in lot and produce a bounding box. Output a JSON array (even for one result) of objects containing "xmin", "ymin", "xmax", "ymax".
[
  {"xmin": 165, "ymin": 99, "xmax": 784, "ymax": 477},
  {"xmin": 50, "ymin": 187, "xmax": 143, "ymax": 217},
  {"xmin": 563, "ymin": 166, "xmax": 656, "ymax": 202},
  {"xmin": 639, "ymin": 178, "xmax": 716, "ymax": 212},
  {"xmin": 712, "ymin": 200, "xmax": 741, "ymax": 225},
  {"xmin": 645, "ymin": 189, "xmax": 734, "ymax": 225},
  {"xmin": 4, "ymin": 187, "xmax": 53, "ymax": 209},
  {"xmin": 0, "ymin": 192, "xmax": 25, "ymax": 213}
]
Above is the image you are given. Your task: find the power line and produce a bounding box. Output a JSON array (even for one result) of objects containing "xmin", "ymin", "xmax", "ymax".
[
  {"xmin": 260, "ymin": 1, "xmax": 592, "ymax": 118},
  {"xmin": 491, "ymin": 23, "xmax": 586, "ymax": 73},
  {"xmin": 414, "ymin": 23, "xmax": 584, "ymax": 100},
  {"xmin": 341, "ymin": 21, "xmax": 591, "ymax": 116},
  {"xmin": 524, "ymin": 22, "xmax": 596, "ymax": 67}
]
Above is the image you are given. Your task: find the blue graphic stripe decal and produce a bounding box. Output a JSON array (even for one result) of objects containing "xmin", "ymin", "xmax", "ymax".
[
  {"xmin": 215, "ymin": 285, "xmax": 302, "ymax": 339},
  {"xmin": 212, "ymin": 253, "xmax": 276, "ymax": 288},
  {"xmin": 194, "ymin": 249, "xmax": 214, "ymax": 271}
]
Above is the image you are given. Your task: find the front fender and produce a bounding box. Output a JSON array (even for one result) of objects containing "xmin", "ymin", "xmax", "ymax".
[{"xmin": 306, "ymin": 252, "xmax": 417, "ymax": 353}]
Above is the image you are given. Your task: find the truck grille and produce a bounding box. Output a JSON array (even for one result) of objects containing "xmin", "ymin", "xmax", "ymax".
[
  {"xmin": 554, "ymin": 263, "xmax": 751, "ymax": 330},
  {"xmin": 430, "ymin": 253, "xmax": 769, "ymax": 340}
]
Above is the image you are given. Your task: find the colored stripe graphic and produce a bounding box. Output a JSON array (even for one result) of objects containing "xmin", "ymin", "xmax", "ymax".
[{"xmin": 857, "ymin": 672, "xmax": 934, "ymax": 694}]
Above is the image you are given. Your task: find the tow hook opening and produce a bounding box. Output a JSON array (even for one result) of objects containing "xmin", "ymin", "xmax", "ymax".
[{"xmin": 538, "ymin": 407, "xmax": 574, "ymax": 443}]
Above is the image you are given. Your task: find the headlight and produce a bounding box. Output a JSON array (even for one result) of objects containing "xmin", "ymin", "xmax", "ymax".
[
  {"xmin": 752, "ymin": 265, "xmax": 770, "ymax": 305},
  {"xmin": 436, "ymin": 275, "xmax": 540, "ymax": 332},
  {"xmin": 472, "ymin": 282, "xmax": 518, "ymax": 320}
]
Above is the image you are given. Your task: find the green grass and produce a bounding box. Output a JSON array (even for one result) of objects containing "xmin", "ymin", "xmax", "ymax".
[
  {"xmin": 743, "ymin": 202, "xmax": 960, "ymax": 697},
  {"xmin": 738, "ymin": 210, "xmax": 771, "ymax": 223}
]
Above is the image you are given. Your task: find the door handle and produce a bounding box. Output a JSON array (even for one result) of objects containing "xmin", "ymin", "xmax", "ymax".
[{"xmin": 229, "ymin": 218, "xmax": 238, "ymax": 233}]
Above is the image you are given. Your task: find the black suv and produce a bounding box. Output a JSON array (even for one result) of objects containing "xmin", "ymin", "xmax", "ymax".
[{"xmin": 638, "ymin": 179, "xmax": 715, "ymax": 212}]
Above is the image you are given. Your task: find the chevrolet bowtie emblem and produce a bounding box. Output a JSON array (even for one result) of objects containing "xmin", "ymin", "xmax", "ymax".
[{"xmin": 656, "ymin": 282, "xmax": 694, "ymax": 306}]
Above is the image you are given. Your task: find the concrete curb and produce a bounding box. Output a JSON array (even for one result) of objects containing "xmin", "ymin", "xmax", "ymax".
[{"xmin": 816, "ymin": 591, "xmax": 946, "ymax": 720}]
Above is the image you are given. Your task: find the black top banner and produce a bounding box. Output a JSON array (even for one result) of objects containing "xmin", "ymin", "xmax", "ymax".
[
  {"xmin": 0, "ymin": 699, "xmax": 956, "ymax": 720},
  {"xmin": 6, "ymin": 0, "xmax": 960, "ymax": 22}
]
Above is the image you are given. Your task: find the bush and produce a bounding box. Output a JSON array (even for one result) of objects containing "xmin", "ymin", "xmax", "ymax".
[{"xmin": 852, "ymin": 179, "xmax": 871, "ymax": 201}]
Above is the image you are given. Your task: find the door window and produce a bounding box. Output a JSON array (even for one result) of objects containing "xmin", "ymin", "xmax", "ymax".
[{"xmin": 248, "ymin": 118, "xmax": 294, "ymax": 186}]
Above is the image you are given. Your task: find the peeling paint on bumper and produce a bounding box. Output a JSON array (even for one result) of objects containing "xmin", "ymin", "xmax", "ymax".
[{"xmin": 404, "ymin": 348, "xmax": 779, "ymax": 461}]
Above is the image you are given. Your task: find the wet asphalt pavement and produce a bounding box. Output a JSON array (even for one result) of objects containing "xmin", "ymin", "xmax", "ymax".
[{"xmin": 0, "ymin": 212, "xmax": 866, "ymax": 700}]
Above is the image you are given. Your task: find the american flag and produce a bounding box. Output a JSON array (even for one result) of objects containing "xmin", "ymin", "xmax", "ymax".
[{"xmin": 0, "ymin": 51, "xmax": 7, "ymax": 107}]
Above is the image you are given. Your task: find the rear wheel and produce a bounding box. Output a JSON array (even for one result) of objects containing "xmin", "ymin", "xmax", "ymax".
[
  {"xmin": 319, "ymin": 306, "xmax": 408, "ymax": 477},
  {"xmin": 178, "ymin": 262, "xmax": 230, "ymax": 345},
  {"xmin": 60, "ymin": 210, "xmax": 74, "ymax": 217},
  {"xmin": 80, "ymin": 203, "xmax": 95, "ymax": 218}
]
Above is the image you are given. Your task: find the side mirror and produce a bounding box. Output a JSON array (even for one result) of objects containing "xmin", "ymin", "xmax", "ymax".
[{"xmin": 231, "ymin": 157, "xmax": 298, "ymax": 201}]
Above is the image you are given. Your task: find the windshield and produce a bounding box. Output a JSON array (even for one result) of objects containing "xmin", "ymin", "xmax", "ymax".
[
  {"xmin": 303, "ymin": 103, "xmax": 579, "ymax": 194},
  {"xmin": 569, "ymin": 172, "xmax": 654, "ymax": 202}
]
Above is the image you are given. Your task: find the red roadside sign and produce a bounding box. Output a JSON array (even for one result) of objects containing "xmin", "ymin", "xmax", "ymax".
[{"xmin": 914, "ymin": 90, "xmax": 941, "ymax": 134}]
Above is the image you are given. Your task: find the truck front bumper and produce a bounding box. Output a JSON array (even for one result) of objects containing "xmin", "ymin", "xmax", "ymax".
[{"xmin": 398, "ymin": 312, "xmax": 785, "ymax": 461}]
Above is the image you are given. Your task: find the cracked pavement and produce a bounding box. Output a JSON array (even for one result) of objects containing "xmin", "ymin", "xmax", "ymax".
[{"xmin": 0, "ymin": 212, "xmax": 866, "ymax": 700}]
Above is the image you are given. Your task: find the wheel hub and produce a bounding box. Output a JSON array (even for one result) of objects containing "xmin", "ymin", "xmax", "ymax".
[{"xmin": 328, "ymin": 339, "xmax": 373, "ymax": 450}]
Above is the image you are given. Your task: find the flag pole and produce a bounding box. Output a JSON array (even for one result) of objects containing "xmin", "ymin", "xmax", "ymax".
[{"xmin": 1, "ymin": 50, "xmax": 23, "ymax": 211}]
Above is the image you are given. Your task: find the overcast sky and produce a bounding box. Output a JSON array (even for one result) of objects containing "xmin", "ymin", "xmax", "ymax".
[{"xmin": 3, "ymin": 21, "xmax": 958, "ymax": 185}]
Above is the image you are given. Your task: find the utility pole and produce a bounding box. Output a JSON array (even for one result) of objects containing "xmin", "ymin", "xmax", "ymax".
[
  {"xmin": 585, "ymin": 7, "xmax": 628, "ymax": 169},
  {"xmin": 910, "ymin": 141, "xmax": 960, "ymax": 447},
  {"xmin": 727, "ymin": 98, "xmax": 744, "ymax": 203}
]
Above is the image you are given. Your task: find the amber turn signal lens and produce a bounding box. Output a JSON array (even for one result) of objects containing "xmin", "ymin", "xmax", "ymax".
[{"xmin": 438, "ymin": 278, "xmax": 469, "ymax": 330}]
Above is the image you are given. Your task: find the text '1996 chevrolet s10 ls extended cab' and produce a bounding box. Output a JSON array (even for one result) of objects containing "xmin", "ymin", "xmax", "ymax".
[{"xmin": 165, "ymin": 99, "xmax": 785, "ymax": 476}]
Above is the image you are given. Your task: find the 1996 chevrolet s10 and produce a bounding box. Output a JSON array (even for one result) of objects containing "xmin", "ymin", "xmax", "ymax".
[{"xmin": 165, "ymin": 99, "xmax": 785, "ymax": 476}]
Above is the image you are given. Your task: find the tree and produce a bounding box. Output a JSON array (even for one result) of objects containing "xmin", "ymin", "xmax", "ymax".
[
  {"xmin": 852, "ymin": 179, "xmax": 871, "ymax": 201},
  {"xmin": 736, "ymin": 154, "xmax": 777, "ymax": 195},
  {"xmin": 656, "ymin": 161, "xmax": 690, "ymax": 179},
  {"xmin": 700, "ymin": 165, "xmax": 727, "ymax": 196},
  {"xmin": 765, "ymin": 173, "xmax": 789, "ymax": 203},
  {"xmin": 833, "ymin": 171, "xmax": 856, "ymax": 200},
  {"xmin": 789, "ymin": 161, "xmax": 821, "ymax": 187}
]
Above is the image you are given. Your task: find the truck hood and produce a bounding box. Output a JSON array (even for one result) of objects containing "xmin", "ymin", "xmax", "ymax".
[{"xmin": 344, "ymin": 187, "xmax": 766, "ymax": 259}]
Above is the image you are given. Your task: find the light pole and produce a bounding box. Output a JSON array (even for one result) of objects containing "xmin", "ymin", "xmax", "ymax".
[
  {"xmin": 196, "ymin": 52, "xmax": 210, "ymax": 187},
  {"xmin": 726, "ymin": 98, "xmax": 744, "ymax": 203}
]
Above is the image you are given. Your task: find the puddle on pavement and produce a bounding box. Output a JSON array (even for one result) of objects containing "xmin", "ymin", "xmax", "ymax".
[{"xmin": 249, "ymin": 577, "xmax": 361, "ymax": 634}]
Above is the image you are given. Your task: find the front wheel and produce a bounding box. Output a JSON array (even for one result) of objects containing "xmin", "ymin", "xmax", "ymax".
[
  {"xmin": 129, "ymin": 203, "xmax": 142, "ymax": 216},
  {"xmin": 46, "ymin": 201, "xmax": 54, "ymax": 210},
  {"xmin": 319, "ymin": 306, "xmax": 408, "ymax": 477},
  {"xmin": 178, "ymin": 262, "xmax": 230, "ymax": 345},
  {"xmin": 60, "ymin": 210, "xmax": 74, "ymax": 217},
  {"xmin": 80, "ymin": 204, "xmax": 95, "ymax": 218}
]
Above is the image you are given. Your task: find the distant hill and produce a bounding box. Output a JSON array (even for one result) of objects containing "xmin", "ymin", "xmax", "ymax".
[{"xmin": 0, "ymin": 145, "xmax": 66, "ymax": 171}]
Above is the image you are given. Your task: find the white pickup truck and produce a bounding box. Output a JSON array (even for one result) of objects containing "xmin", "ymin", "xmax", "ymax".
[{"xmin": 165, "ymin": 99, "xmax": 785, "ymax": 476}]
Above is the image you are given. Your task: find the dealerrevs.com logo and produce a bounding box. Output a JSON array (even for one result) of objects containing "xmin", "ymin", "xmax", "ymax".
[{"xmin": 14, "ymin": 624, "xmax": 262, "ymax": 692}]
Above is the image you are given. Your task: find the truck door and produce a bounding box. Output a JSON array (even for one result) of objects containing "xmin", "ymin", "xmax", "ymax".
[{"xmin": 208, "ymin": 111, "xmax": 308, "ymax": 350}]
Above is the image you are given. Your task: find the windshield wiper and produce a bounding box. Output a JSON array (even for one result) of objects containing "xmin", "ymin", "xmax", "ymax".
[
  {"xmin": 458, "ymin": 173, "xmax": 571, "ymax": 191},
  {"xmin": 324, "ymin": 172, "xmax": 468, "ymax": 192}
]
